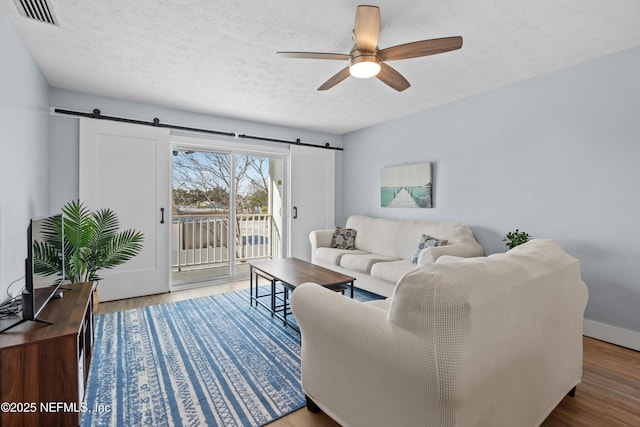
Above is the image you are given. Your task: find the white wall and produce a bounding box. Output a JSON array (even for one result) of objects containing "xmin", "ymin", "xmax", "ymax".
[
  {"xmin": 341, "ymin": 47, "xmax": 640, "ymax": 348},
  {"xmin": 0, "ymin": 6, "xmax": 50, "ymax": 302}
]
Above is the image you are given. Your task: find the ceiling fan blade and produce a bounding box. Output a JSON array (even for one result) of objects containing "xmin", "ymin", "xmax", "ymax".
[
  {"xmin": 354, "ymin": 5, "xmax": 380, "ymax": 52},
  {"xmin": 376, "ymin": 63, "xmax": 410, "ymax": 92},
  {"xmin": 379, "ymin": 36, "xmax": 463, "ymax": 61},
  {"xmin": 318, "ymin": 67, "xmax": 351, "ymax": 91},
  {"xmin": 277, "ymin": 52, "xmax": 350, "ymax": 60}
]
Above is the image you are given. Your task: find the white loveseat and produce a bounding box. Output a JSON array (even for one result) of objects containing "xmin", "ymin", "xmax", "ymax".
[
  {"xmin": 291, "ymin": 240, "xmax": 589, "ymax": 427},
  {"xmin": 310, "ymin": 215, "xmax": 484, "ymax": 296}
]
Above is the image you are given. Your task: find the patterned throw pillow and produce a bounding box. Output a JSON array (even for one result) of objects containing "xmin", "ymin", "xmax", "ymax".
[
  {"xmin": 412, "ymin": 234, "xmax": 447, "ymax": 264},
  {"xmin": 330, "ymin": 227, "xmax": 357, "ymax": 250}
]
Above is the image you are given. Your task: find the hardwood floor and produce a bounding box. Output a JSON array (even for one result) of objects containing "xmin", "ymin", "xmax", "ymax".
[
  {"xmin": 97, "ymin": 283, "xmax": 640, "ymax": 426},
  {"xmin": 96, "ymin": 280, "xmax": 249, "ymax": 314},
  {"xmin": 542, "ymin": 337, "xmax": 640, "ymax": 426}
]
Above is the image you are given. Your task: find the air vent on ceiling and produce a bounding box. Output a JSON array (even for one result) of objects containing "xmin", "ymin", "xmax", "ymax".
[{"xmin": 13, "ymin": 0, "xmax": 58, "ymax": 26}]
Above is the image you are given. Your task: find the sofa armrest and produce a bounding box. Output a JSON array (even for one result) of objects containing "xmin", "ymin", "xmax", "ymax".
[
  {"xmin": 292, "ymin": 283, "xmax": 394, "ymax": 349},
  {"xmin": 291, "ymin": 283, "xmax": 433, "ymax": 427},
  {"xmin": 309, "ymin": 229, "xmax": 334, "ymax": 262},
  {"xmin": 417, "ymin": 242, "xmax": 485, "ymax": 264}
]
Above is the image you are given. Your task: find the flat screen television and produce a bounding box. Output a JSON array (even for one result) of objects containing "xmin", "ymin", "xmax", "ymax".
[{"xmin": 0, "ymin": 214, "xmax": 65, "ymax": 333}]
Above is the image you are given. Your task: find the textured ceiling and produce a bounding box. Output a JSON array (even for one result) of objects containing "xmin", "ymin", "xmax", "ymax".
[{"xmin": 3, "ymin": 0, "xmax": 640, "ymax": 134}]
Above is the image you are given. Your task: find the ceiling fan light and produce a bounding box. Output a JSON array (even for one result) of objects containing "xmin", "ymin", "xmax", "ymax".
[{"xmin": 349, "ymin": 54, "xmax": 382, "ymax": 78}]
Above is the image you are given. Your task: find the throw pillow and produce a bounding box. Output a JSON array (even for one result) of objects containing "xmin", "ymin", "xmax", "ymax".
[
  {"xmin": 330, "ymin": 227, "xmax": 357, "ymax": 250},
  {"xmin": 412, "ymin": 234, "xmax": 447, "ymax": 264}
]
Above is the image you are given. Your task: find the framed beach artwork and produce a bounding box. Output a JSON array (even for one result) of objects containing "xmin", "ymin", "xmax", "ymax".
[{"xmin": 381, "ymin": 162, "xmax": 432, "ymax": 208}]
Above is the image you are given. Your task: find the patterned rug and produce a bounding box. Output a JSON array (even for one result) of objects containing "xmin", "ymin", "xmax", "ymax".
[{"xmin": 81, "ymin": 285, "xmax": 383, "ymax": 427}]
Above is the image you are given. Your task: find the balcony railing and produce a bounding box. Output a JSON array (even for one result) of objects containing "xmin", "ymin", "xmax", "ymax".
[{"xmin": 172, "ymin": 213, "xmax": 280, "ymax": 271}]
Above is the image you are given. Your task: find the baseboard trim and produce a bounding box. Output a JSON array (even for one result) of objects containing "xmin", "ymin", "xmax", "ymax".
[{"xmin": 583, "ymin": 319, "xmax": 640, "ymax": 351}]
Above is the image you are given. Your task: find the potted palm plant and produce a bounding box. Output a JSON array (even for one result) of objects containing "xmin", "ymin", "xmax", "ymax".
[{"xmin": 33, "ymin": 200, "xmax": 144, "ymax": 304}]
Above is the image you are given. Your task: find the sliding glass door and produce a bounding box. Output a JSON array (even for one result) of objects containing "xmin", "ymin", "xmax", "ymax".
[
  {"xmin": 233, "ymin": 154, "xmax": 284, "ymax": 275},
  {"xmin": 171, "ymin": 147, "xmax": 284, "ymax": 286}
]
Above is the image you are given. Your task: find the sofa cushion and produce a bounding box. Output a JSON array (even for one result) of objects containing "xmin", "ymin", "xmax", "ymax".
[
  {"xmin": 330, "ymin": 227, "xmax": 357, "ymax": 249},
  {"xmin": 412, "ymin": 234, "xmax": 448, "ymax": 264},
  {"xmin": 340, "ymin": 253, "xmax": 398, "ymax": 274},
  {"xmin": 315, "ymin": 247, "xmax": 369, "ymax": 266},
  {"xmin": 370, "ymin": 259, "xmax": 419, "ymax": 283}
]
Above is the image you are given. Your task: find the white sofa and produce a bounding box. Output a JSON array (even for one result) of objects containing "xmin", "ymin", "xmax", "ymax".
[
  {"xmin": 310, "ymin": 215, "xmax": 484, "ymax": 296},
  {"xmin": 291, "ymin": 240, "xmax": 589, "ymax": 427}
]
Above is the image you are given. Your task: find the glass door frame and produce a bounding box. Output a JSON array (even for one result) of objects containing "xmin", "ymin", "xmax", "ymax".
[{"xmin": 171, "ymin": 146, "xmax": 235, "ymax": 286}]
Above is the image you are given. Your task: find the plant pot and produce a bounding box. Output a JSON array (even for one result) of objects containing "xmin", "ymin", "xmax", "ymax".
[{"xmin": 92, "ymin": 282, "xmax": 100, "ymax": 312}]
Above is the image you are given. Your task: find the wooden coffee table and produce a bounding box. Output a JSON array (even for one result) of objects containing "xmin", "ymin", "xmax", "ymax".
[{"xmin": 249, "ymin": 257, "xmax": 356, "ymax": 331}]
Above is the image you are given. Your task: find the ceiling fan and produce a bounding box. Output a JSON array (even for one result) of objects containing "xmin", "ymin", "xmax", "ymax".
[{"xmin": 277, "ymin": 5, "xmax": 463, "ymax": 92}]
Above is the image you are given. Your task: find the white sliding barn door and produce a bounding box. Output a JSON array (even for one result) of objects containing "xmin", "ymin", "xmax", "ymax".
[
  {"xmin": 289, "ymin": 145, "xmax": 335, "ymax": 261},
  {"xmin": 79, "ymin": 118, "xmax": 170, "ymax": 301}
]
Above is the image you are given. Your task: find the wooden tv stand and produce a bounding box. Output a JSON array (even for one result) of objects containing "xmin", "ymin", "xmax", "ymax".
[{"xmin": 0, "ymin": 282, "xmax": 95, "ymax": 427}]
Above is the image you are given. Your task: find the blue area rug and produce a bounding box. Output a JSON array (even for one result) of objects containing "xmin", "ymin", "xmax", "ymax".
[{"xmin": 82, "ymin": 286, "xmax": 383, "ymax": 427}]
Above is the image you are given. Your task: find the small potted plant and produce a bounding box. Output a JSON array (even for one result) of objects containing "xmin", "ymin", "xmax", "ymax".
[{"xmin": 503, "ymin": 229, "xmax": 531, "ymax": 249}]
